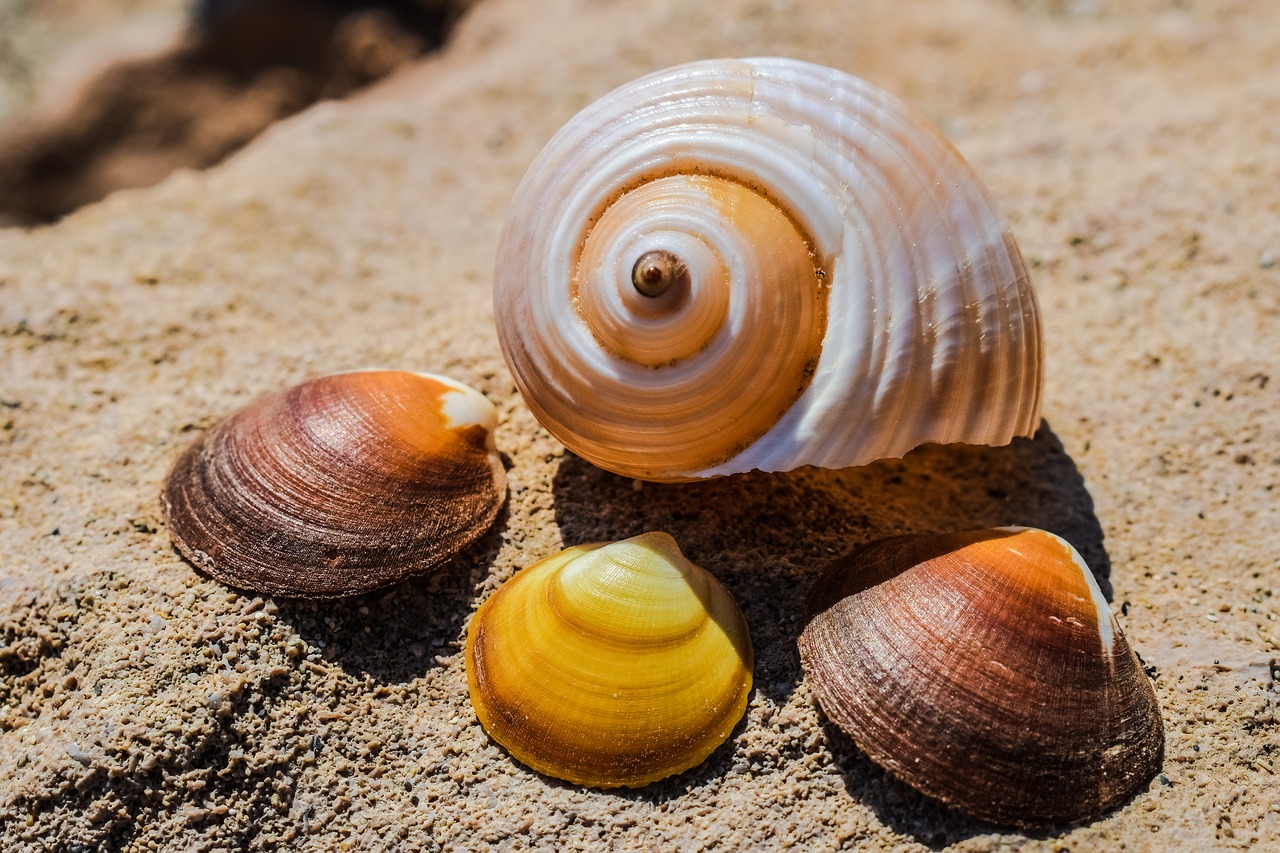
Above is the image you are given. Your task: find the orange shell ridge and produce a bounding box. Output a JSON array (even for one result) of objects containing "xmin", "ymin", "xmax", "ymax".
[
  {"xmin": 161, "ymin": 370, "xmax": 506, "ymax": 598},
  {"xmin": 798, "ymin": 527, "xmax": 1164, "ymax": 827}
]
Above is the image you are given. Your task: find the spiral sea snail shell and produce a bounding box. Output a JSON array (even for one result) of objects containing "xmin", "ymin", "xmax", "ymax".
[{"xmin": 494, "ymin": 58, "xmax": 1043, "ymax": 482}]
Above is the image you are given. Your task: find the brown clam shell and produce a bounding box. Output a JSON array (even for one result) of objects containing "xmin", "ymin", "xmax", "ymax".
[
  {"xmin": 161, "ymin": 370, "xmax": 506, "ymax": 598},
  {"xmin": 798, "ymin": 527, "xmax": 1163, "ymax": 827}
]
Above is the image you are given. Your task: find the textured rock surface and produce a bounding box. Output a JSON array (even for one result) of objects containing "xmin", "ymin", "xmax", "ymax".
[{"xmin": 1, "ymin": 0, "xmax": 1278, "ymax": 849}]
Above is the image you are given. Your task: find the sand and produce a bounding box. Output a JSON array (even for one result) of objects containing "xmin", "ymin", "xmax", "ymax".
[
  {"xmin": 1, "ymin": 0, "xmax": 1278, "ymax": 849},
  {"xmin": 0, "ymin": 0, "xmax": 182, "ymax": 120}
]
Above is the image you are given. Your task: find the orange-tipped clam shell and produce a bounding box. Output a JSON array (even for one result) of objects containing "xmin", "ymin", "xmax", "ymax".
[
  {"xmin": 799, "ymin": 527, "xmax": 1163, "ymax": 827},
  {"xmin": 161, "ymin": 370, "xmax": 506, "ymax": 598}
]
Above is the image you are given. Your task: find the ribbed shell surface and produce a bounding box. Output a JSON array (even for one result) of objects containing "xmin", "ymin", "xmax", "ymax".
[
  {"xmin": 465, "ymin": 532, "xmax": 754, "ymax": 788},
  {"xmin": 798, "ymin": 528, "xmax": 1164, "ymax": 827},
  {"xmin": 161, "ymin": 371, "xmax": 507, "ymax": 598},
  {"xmin": 494, "ymin": 57, "xmax": 1043, "ymax": 481}
]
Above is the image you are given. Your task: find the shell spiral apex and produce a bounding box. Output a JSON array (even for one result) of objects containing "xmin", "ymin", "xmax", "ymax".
[{"xmin": 494, "ymin": 57, "xmax": 1042, "ymax": 481}]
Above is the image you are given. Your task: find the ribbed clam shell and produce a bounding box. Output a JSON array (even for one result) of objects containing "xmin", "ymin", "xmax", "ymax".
[
  {"xmin": 466, "ymin": 532, "xmax": 753, "ymax": 788},
  {"xmin": 494, "ymin": 57, "xmax": 1042, "ymax": 481},
  {"xmin": 161, "ymin": 370, "xmax": 506, "ymax": 598},
  {"xmin": 798, "ymin": 528, "xmax": 1163, "ymax": 827}
]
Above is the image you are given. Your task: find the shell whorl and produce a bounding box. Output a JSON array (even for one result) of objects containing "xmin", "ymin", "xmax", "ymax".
[{"xmin": 495, "ymin": 57, "xmax": 1042, "ymax": 481}]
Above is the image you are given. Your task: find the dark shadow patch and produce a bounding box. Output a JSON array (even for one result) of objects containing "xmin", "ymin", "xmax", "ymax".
[
  {"xmin": 0, "ymin": 0, "xmax": 472, "ymax": 225},
  {"xmin": 548, "ymin": 421, "xmax": 1115, "ymax": 818},
  {"xmin": 269, "ymin": 499, "xmax": 508, "ymax": 685},
  {"xmin": 551, "ymin": 421, "xmax": 1108, "ymax": 581}
]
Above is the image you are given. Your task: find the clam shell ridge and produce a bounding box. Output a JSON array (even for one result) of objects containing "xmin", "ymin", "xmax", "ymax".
[
  {"xmin": 798, "ymin": 527, "xmax": 1164, "ymax": 827},
  {"xmin": 466, "ymin": 532, "xmax": 754, "ymax": 788},
  {"xmin": 494, "ymin": 57, "xmax": 1042, "ymax": 481},
  {"xmin": 161, "ymin": 370, "xmax": 507, "ymax": 598}
]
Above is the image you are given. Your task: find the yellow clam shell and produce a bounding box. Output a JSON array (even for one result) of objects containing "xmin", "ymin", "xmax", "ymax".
[{"xmin": 465, "ymin": 532, "xmax": 754, "ymax": 788}]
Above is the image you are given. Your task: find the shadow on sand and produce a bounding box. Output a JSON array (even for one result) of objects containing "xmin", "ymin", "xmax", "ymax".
[
  {"xmin": 253, "ymin": 421, "xmax": 1115, "ymax": 843},
  {"xmin": 539, "ymin": 420, "xmax": 1114, "ymax": 841}
]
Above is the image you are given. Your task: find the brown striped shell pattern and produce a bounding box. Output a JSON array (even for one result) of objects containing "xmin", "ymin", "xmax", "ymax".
[
  {"xmin": 162, "ymin": 370, "xmax": 506, "ymax": 598},
  {"xmin": 799, "ymin": 527, "xmax": 1164, "ymax": 826}
]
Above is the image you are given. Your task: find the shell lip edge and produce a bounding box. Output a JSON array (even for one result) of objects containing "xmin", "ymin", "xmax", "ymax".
[{"xmin": 466, "ymin": 670, "xmax": 756, "ymax": 791}]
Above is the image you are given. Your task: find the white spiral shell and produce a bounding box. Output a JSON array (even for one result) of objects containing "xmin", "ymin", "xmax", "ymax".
[{"xmin": 494, "ymin": 57, "xmax": 1043, "ymax": 482}]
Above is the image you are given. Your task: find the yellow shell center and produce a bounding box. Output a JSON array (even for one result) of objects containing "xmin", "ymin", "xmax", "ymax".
[{"xmin": 466, "ymin": 532, "xmax": 754, "ymax": 788}]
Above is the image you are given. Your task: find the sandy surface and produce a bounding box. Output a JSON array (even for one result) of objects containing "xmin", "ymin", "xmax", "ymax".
[
  {"xmin": 0, "ymin": 0, "xmax": 187, "ymax": 122},
  {"xmin": 1, "ymin": 0, "xmax": 1278, "ymax": 849},
  {"xmin": 0, "ymin": 1, "xmax": 469, "ymax": 225}
]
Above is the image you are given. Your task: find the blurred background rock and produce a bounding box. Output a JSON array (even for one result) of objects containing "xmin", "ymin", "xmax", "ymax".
[{"xmin": 0, "ymin": 0, "xmax": 473, "ymax": 226}]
